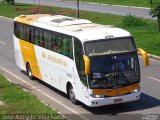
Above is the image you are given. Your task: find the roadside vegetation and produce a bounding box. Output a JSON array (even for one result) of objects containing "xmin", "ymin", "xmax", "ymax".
[
  {"xmin": 0, "ymin": 3, "xmax": 159, "ymax": 55},
  {"xmin": 0, "ymin": 74, "xmax": 65, "ymax": 119},
  {"xmin": 68, "ymin": 0, "xmax": 159, "ymax": 7},
  {"xmin": 121, "ymin": 15, "xmax": 159, "ymax": 55}
]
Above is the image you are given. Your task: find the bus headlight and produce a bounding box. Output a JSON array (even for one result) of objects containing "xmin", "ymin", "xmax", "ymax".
[
  {"xmin": 90, "ymin": 94, "xmax": 104, "ymax": 98},
  {"xmin": 131, "ymin": 88, "xmax": 140, "ymax": 93}
]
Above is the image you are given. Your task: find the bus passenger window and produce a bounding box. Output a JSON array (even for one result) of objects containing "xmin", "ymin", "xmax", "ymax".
[
  {"xmin": 51, "ymin": 34, "xmax": 56, "ymax": 51},
  {"xmin": 39, "ymin": 30, "xmax": 44, "ymax": 47},
  {"xmin": 26, "ymin": 26, "xmax": 31, "ymax": 42},
  {"xmin": 35, "ymin": 29, "xmax": 40, "ymax": 46},
  {"xmin": 44, "ymin": 31, "xmax": 51, "ymax": 49},
  {"xmin": 56, "ymin": 36, "xmax": 62, "ymax": 53},
  {"xmin": 31, "ymin": 28, "xmax": 35, "ymax": 43},
  {"xmin": 19, "ymin": 24, "xmax": 24, "ymax": 40},
  {"xmin": 14, "ymin": 22, "xmax": 20, "ymax": 38},
  {"xmin": 62, "ymin": 37, "xmax": 73, "ymax": 59},
  {"xmin": 48, "ymin": 32, "xmax": 53, "ymax": 50},
  {"xmin": 23, "ymin": 25, "xmax": 28, "ymax": 41}
]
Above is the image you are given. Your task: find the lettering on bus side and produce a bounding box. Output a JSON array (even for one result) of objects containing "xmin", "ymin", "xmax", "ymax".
[
  {"xmin": 41, "ymin": 52, "xmax": 67, "ymax": 67},
  {"xmin": 42, "ymin": 52, "xmax": 46, "ymax": 58}
]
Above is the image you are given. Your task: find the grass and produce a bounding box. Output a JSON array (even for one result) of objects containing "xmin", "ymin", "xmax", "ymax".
[
  {"xmin": 69, "ymin": 0, "xmax": 159, "ymax": 7},
  {"xmin": 0, "ymin": 74, "xmax": 65, "ymax": 119},
  {"xmin": 0, "ymin": 3, "xmax": 160, "ymax": 55},
  {"xmin": 127, "ymin": 27, "xmax": 160, "ymax": 55}
]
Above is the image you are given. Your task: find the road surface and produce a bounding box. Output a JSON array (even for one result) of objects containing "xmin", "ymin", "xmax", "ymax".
[
  {"xmin": 0, "ymin": 17, "xmax": 160, "ymax": 120},
  {"xmin": 15, "ymin": 0, "xmax": 152, "ymax": 19}
]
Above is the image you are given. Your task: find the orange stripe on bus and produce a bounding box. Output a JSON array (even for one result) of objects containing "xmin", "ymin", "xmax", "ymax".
[
  {"xmin": 19, "ymin": 40, "xmax": 42, "ymax": 80},
  {"xmin": 17, "ymin": 15, "xmax": 50, "ymax": 80},
  {"xmin": 92, "ymin": 83, "xmax": 140, "ymax": 97}
]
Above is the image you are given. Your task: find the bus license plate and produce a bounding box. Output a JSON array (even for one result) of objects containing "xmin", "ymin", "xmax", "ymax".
[{"xmin": 114, "ymin": 98, "xmax": 123, "ymax": 103}]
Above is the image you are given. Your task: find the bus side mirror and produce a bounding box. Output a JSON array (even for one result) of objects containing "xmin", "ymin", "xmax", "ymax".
[
  {"xmin": 83, "ymin": 55, "xmax": 91, "ymax": 75},
  {"xmin": 137, "ymin": 48, "xmax": 149, "ymax": 67}
]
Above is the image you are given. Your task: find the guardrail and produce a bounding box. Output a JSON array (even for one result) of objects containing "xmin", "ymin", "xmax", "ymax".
[{"xmin": 137, "ymin": 48, "xmax": 149, "ymax": 66}]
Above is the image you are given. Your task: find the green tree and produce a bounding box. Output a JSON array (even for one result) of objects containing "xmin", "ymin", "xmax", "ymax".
[
  {"xmin": 150, "ymin": 2, "xmax": 160, "ymax": 31},
  {"xmin": 5, "ymin": 0, "xmax": 14, "ymax": 5},
  {"xmin": 150, "ymin": 0, "xmax": 153, "ymax": 8}
]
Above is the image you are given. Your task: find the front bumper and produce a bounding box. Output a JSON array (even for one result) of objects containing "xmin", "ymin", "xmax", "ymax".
[{"xmin": 87, "ymin": 91, "xmax": 141, "ymax": 107}]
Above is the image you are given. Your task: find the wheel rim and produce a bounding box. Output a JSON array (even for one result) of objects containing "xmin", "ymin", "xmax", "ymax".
[
  {"xmin": 69, "ymin": 88, "xmax": 75, "ymax": 102},
  {"xmin": 27, "ymin": 65, "xmax": 32, "ymax": 78},
  {"xmin": 28, "ymin": 68, "xmax": 32, "ymax": 77}
]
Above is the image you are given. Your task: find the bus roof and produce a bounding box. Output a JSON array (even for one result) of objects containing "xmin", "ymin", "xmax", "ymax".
[{"xmin": 14, "ymin": 14, "xmax": 131, "ymax": 42}]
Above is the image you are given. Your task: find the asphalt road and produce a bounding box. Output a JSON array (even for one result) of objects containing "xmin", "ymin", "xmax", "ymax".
[
  {"xmin": 15, "ymin": 0, "xmax": 152, "ymax": 19},
  {"xmin": 0, "ymin": 17, "xmax": 160, "ymax": 120}
]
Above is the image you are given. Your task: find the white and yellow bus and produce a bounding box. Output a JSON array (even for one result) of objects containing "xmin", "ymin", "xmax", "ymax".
[{"xmin": 13, "ymin": 14, "xmax": 141, "ymax": 107}]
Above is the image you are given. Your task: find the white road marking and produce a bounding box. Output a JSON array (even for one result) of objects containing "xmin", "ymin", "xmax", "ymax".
[
  {"xmin": 0, "ymin": 66, "xmax": 90, "ymax": 120},
  {"xmin": 0, "ymin": 41, "xmax": 6, "ymax": 45},
  {"xmin": 148, "ymin": 76, "xmax": 160, "ymax": 82},
  {"xmin": 6, "ymin": 77, "xmax": 13, "ymax": 83},
  {"xmin": 149, "ymin": 58, "xmax": 160, "ymax": 63}
]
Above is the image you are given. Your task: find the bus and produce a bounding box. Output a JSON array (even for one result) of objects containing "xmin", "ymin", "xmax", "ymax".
[{"xmin": 13, "ymin": 14, "xmax": 141, "ymax": 107}]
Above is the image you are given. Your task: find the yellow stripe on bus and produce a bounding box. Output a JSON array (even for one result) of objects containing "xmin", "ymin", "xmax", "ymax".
[
  {"xmin": 92, "ymin": 83, "xmax": 140, "ymax": 97},
  {"xmin": 16, "ymin": 14, "xmax": 50, "ymax": 80},
  {"xmin": 19, "ymin": 40, "xmax": 42, "ymax": 80},
  {"xmin": 16, "ymin": 14, "xmax": 50, "ymax": 25}
]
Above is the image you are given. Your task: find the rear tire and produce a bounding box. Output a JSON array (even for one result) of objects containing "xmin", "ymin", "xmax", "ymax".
[
  {"xmin": 68, "ymin": 85, "xmax": 77, "ymax": 104},
  {"xmin": 26, "ymin": 64, "xmax": 34, "ymax": 80}
]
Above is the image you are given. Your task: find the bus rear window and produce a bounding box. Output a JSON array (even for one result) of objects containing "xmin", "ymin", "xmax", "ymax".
[{"xmin": 84, "ymin": 37, "xmax": 136, "ymax": 56}]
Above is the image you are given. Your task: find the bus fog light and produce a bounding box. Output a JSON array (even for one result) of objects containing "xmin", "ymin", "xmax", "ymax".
[{"xmin": 90, "ymin": 94, "xmax": 104, "ymax": 98}]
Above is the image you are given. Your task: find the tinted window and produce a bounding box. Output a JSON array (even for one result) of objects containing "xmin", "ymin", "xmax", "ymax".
[
  {"xmin": 14, "ymin": 22, "xmax": 32, "ymax": 42},
  {"xmin": 85, "ymin": 37, "xmax": 136, "ymax": 56},
  {"xmin": 14, "ymin": 22, "xmax": 20, "ymax": 37},
  {"xmin": 62, "ymin": 36, "xmax": 73, "ymax": 58},
  {"xmin": 43, "ymin": 31, "xmax": 51, "ymax": 49},
  {"xmin": 26, "ymin": 26, "xmax": 31, "ymax": 42},
  {"xmin": 19, "ymin": 24, "xmax": 24, "ymax": 40},
  {"xmin": 74, "ymin": 38, "xmax": 87, "ymax": 86},
  {"xmin": 35, "ymin": 29, "xmax": 41, "ymax": 46},
  {"xmin": 50, "ymin": 33, "xmax": 73, "ymax": 59},
  {"xmin": 13, "ymin": 22, "xmax": 73, "ymax": 59}
]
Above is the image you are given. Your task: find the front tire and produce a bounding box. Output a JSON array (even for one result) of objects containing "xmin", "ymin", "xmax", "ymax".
[
  {"xmin": 26, "ymin": 64, "xmax": 34, "ymax": 80},
  {"xmin": 68, "ymin": 86, "xmax": 77, "ymax": 104}
]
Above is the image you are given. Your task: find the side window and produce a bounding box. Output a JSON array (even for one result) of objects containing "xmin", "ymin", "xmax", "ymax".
[
  {"xmin": 34, "ymin": 29, "xmax": 44, "ymax": 47},
  {"xmin": 35, "ymin": 29, "xmax": 40, "ymax": 46},
  {"xmin": 26, "ymin": 26, "xmax": 31, "ymax": 42},
  {"xmin": 61, "ymin": 36, "xmax": 73, "ymax": 59},
  {"xmin": 23, "ymin": 25, "xmax": 27, "ymax": 41},
  {"xmin": 30, "ymin": 27, "xmax": 35, "ymax": 43},
  {"xmin": 14, "ymin": 22, "xmax": 20, "ymax": 38},
  {"xmin": 19, "ymin": 24, "xmax": 24, "ymax": 40},
  {"xmin": 39, "ymin": 29, "xmax": 44, "ymax": 47},
  {"xmin": 74, "ymin": 38, "xmax": 87, "ymax": 86},
  {"xmin": 50, "ymin": 33, "xmax": 57, "ymax": 51},
  {"xmin": 14, "ymin": 23, "xmax": 32, "ymax": 43},
  {"xmin": 43, "ymin": 31, "xmax": 51, "ymax": 49},
  {"xmin": 47, "ymin": 32, "xmax": 52, "ymax": 50},
  {"xmin": 56, "ymin": 35, "xmax": 63, "ymax": 53}
]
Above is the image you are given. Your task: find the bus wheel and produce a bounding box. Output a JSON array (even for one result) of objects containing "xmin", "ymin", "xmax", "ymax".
[
  {"xmin": 68, "ymin": 86, "xmax": 77, "ymax": 104},
  {"xmin": 26, "ymin": 63, "xmax": 34, "ymax": 80}
]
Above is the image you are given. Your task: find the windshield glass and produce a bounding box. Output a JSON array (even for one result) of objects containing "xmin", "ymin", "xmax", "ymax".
[
  {"xmin": 85, "ymin": 37, "xmax": 136, "ymax": 56},
  {"xmin": 88, "ymin": 52, "xmax": 140, "ymax": 89}
]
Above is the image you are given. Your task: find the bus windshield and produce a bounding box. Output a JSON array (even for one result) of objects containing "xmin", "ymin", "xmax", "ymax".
[
  {"xmin": 84, "ymin": 37, "xmax": 140, "ymax": 89},
  {"xmin": 84, "ymin": 37, "xmax": 136, "ymax": 56},
  {"xmin": 88, "ymin": 53, "xmax": 140, "ymax": 89}
]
